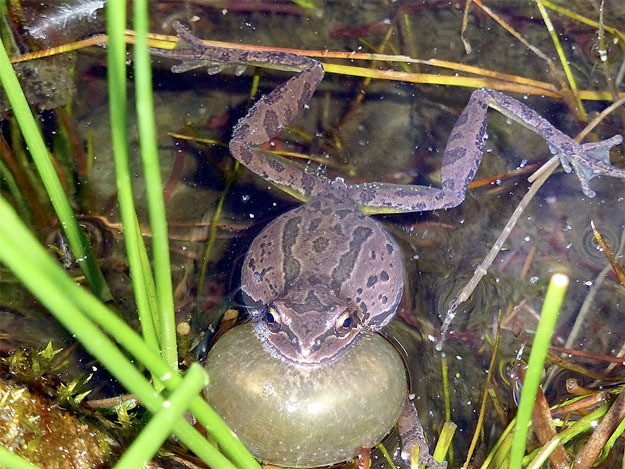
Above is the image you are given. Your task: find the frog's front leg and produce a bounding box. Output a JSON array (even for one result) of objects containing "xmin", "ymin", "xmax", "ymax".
[
  {"xmin": 153, "ymin": 21, "xmax": 328, "ymax": 202},
  {"xmin": 349, "ymin": 89, "xmax": 623, "ymax": 213}
]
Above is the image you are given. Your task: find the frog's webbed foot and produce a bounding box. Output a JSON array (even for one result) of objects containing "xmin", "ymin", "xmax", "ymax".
[
  {"xmin": 556, "ymin": 134, "xmax": 624, "ymax": 198},
  {"xmin": 398, "ymin": 396, "xmax": 447, "ymax": 469}
]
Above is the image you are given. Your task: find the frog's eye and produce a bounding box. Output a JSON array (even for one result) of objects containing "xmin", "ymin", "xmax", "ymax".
[
  {"xmin": 335, "ymin": 310, "xmax": 355, "ymax": 336},
  {"xmin": 264, "ymin": 306, "xmax": 282, "ymax": 333}
]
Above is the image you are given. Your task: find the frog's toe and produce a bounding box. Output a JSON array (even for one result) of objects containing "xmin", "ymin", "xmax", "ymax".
[
  {"xmin": 579, "ymin": 178, "xmax": 596, "ymax": 199},
  {"xmin": 234, "ymin": 65, "xmax": 247, "ymax": 76},
  {"xmin": 205, "ymin": 64, "xmax": 228, "ymax": 75},
  {"xmin": 560, "ymin": 157, "xmax": 573, "ymax": 174},
  {"xmin": 169, "ymin": 60, "xmax": 222, "ymax": 74}
]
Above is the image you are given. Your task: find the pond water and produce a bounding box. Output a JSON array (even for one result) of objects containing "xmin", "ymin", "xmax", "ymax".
[{"xmin": 2, "ymin": 1, "xmax": 625, "ymax": 467}]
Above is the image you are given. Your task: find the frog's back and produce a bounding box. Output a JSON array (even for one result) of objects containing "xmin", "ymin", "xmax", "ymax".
[{"xmin": 242, "ymin": 186, "xmax": 404, "ymax": 330}]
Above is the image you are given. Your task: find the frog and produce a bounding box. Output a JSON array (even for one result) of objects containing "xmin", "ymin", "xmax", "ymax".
[{"xmin": 153, "ymin": 21, "xmax": 625, "ymax": 468}]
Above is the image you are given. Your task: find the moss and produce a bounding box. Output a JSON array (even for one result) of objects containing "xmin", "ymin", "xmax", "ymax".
[{"xmin": 0, "ymin": 378, "xmax": 117, "ymax": 468}]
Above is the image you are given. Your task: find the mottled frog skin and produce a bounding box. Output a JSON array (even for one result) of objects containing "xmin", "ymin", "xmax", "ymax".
[{"xmin": 241, "ymin": 182, "xmax": 403, "ymax": 363}]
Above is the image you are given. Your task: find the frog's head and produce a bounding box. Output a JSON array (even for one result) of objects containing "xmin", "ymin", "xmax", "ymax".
[{"xmin": 253, "ymin": 281, "xmax": 363, "ymax": 364}]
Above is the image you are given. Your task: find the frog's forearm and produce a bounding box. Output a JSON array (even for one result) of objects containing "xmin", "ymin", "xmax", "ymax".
[
  {"xmin": 466, "ymin": 89, "xmax": 624, "ymax": 197},
  {"xmin": 229, "ymin": 60, "xmax": 326, "ymax": 199},
  {"xmin": 153, "ymin": 21, "xmax": 327, "ymax": 199}
]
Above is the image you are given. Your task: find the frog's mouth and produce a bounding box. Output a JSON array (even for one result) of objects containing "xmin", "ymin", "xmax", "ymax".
[{"xmin": 251, "ymin": 315, "xmax": 364, "ymax": 366}]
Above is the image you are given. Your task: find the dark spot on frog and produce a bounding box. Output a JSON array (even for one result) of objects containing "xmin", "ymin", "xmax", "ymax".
[
  {"xmin": 356, "ymin": 288, "xmax": 363, "ymax": 294},
  {"xmin": 283, "ymin": 217, "xmax": 300, "ymax": 245},
  {"xmin": 331, "ymin": 226, "xmax": 373, "ymax": 288},
  {"xmin": 447, "ymin": 130, "xmax": 463, "ymax": 144},
  {"xmin": 370, "ymin": 250, "xmax": 376, "ymax": 260},
  {"xmin": 352, "ymin": 226, "xmax": 374, "ymax": 244},
  {"xmin": 282, "ymin": 217, "xmax": 302, "ymax": 284},
  {"xmin": 468, "ymin": 167, "xmax": 476, "ymax": 180},
  {"xmin": 309, "ymin": 200, "xmax": 322, "ymax": 211},
  {"xmin": 301, "ymin": 173, "xmax": 317, "ymax": 196},
  {"xmin": 267, "ymin": 158, "xmax": 285, "ymax": 173},
  {"xmin": 444, "ymin": 146, "xmax": 468, "ymax": 166},
  {"xmin": 307, "ymin": 274, "xmax": 323, "ymax": 285},
  {"xmin": 312, "ymin": 236, "xmax": 330, "ymax": 253},
  {"xmin": 385, "ymin": 243, "xmax": 394, "ymax": 254},
  {"xmin": 299, "ymin": 79, "xmax": 315, "ymax": 109},
  {"xmin": 263, "ymin": 109, "xmax": 280, "ymax": 135},
  {"xmin": 283, "ymin": 258, "xmax": 301, "ymax": 285},
  {"xmin": 477, "ymin": 120, "xmax": 487, "ymax": 143},
  {"xmin": 367, "ymin": 275, "xmax": 377, "ymax": 288},
  {"xmin": 261, "ymin": 78, "xmax": 286, "ymax": 105},
  {"xmin": 334, "ymin": 209, "xmax": 352, "ymax": 219},
  {"xmin": 393, "ymin": 191, "xmax": 427, "ymax": 211},
  {"xmin": 380, "ymin": 270, "xmax": 389, "ymax": 281},
  {"xmin": 332, "ymin": 224, "xmax": 343, "ymax": 236},
  {"xmin": 308, "ymin": 217, "xmax": 322, "ymax": 233},
  {"xmin": 358, "ymin": 188, "xmax": 375, "ymax": 204},
  {"xmin": 324, "ymin": 191, "xmax": 343, "ymax": 204},
  {"xmin": 230, "ymin": 129, "xmax": 250, "ymax": 161},
  {"xmin": 253, "ymin": 267, "xmax": 273, "ymax": 283}
]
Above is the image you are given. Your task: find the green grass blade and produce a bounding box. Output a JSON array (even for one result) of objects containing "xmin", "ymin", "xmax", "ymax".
[
  {"xmin": 525, "ymin": 405, "xmax": 608, "ymax": 468},
  {"xmin": 0, "ymin": 156, "xmax": 31, "ymax": 226},
  {"xmin": 509, "ymin": 273, "xmax": 569, "ymax": 468},
  {"xmin": 0, "ymin": 194, "xmax": 243, "ymax": 468},
  {"xmin": 604, "ymin": 402, "xmax": 625, "ymax": 456},
  {"xmin": 434, "ymin": 422, "xmax": 456, "ymax": 465},
  {"xmin": 115, "ymin": 363, "xmax": 208, "ymax": 468},
  {"xmin": 534, "ymin": 0, "xmax": 586, "ymax": 120},
  {"xmin": 0, "ymin": 36, "xmax": 111, "ymax": 302},
  {"xmin": 105, "ymin": 1, "xmax": 160, "ymax": 354},
  {"xmin": 1, "ymin": 9, "xmax": 258, "ymax": 468},
  {"xmin": 0, "ymin": 445, "xmax": 39, "ymax": 469},
  {"xmin": 132, "ymin": 0, "xmax": 177, "ymax": 370}
]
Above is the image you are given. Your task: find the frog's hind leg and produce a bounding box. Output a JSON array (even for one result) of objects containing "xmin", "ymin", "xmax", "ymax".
[{"xmin": 153, "ymin": 21, "xmax": 329, "ymax": 201}]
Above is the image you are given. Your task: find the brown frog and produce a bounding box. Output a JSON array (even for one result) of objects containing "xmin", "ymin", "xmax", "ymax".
[{"xmin": 154, "ymin": 21, "xmax": 625, "ymax": 468}]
